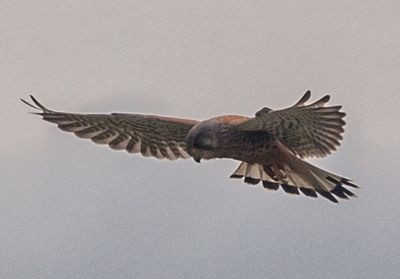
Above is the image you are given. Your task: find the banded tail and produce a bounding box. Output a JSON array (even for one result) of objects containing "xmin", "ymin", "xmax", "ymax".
[{"xmin": 230, "ymin": 155, "xmax": 358, "ymax": 203}]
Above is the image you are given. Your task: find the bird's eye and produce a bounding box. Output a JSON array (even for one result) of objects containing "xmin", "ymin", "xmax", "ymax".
[{"xmin": 193, "ymin": 133, "xmax": 214, "ymax": 150}]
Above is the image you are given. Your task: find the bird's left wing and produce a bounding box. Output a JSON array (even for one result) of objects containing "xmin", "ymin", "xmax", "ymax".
[
  {"xmin": 21, "ymin": 96, "xmax": 199, "ymax": 160},
  {"xmin": 235, "ymin": 91, "xmax": 346, "ymax": 158}
]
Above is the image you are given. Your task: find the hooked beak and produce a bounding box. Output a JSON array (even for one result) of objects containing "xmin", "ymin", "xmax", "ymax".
[{"xmin": 193, "ymin": 155, "xmax": 202, "ymax": 163}]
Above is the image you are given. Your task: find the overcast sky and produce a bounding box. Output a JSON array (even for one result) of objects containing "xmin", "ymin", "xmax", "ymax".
[{"xmin": 1, "ymin": 1, "xmax": 400, "ymax": 278}]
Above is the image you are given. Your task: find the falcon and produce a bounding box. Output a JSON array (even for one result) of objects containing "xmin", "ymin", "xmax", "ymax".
[{"xmin": 21, "ymin": 91, "xmax": 358, "ymax": 203}]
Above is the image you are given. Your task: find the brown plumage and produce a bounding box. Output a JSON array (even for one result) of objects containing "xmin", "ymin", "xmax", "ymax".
[{"xmin": 21, "ymin": 90, "xmax": 358, "ymax": 203}]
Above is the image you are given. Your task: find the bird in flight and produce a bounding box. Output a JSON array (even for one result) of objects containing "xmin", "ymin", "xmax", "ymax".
[{"xmin": 21, "ymin": 91, "xmax": 358, "ymax": 203}]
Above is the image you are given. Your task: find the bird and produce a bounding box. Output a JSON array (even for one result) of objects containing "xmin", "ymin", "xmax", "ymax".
[{"xmin": 21, "ymin": 90, "xmax": 358, "ymax": 203}]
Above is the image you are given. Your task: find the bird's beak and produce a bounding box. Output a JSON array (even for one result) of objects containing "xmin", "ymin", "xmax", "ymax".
[{"xmin": 194, "ymin": 155, "xmax": 202, "ymax": 163}]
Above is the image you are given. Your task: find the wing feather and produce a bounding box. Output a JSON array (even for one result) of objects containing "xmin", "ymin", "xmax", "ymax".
[
  {"xmin": 236, "ymin": 91, "xmax": 346, "ymax": 158},
  {"xmin": 21, "ymin": 96, "xmax": 199, "ymax": 160}
]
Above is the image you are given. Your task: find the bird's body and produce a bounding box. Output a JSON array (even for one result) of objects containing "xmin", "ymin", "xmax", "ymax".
[
  {"xmin": 22, "ymin": 91, "xmax": 358, "ymax": 203},
  {"xmin": 186, "ymin": 116, "xmax": 276, "ymax": 163}
]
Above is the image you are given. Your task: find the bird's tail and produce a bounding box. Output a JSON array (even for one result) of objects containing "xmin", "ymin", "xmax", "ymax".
[{"xmin": 230, "ymin": 155, "xmax": 358, "ymax": 203}]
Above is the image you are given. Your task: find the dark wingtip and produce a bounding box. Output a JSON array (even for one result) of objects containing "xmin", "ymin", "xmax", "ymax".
[
  {"xmin": 299, "ymin": 188, "xmax": 318, "ymax": 198},
  {"xmin": 317, "ymin": 191, "xmax": 339, "ymax": 203},
  {"xmin": 341, "ymin": 178, "xmax": 359, "ymax": 188},
  {"xmin": 21, "ymin": 95, "xmax": 50, "ymax": 112},
  {"xmin": 304, "ymin": 90, "xmax": 311, "ymax": 99},
  {"xmin": 308, "ymin": 94, "xmax": 331, "ymax": 107},
  {"xmin": 244, "ymin": 177, "xmax": 261, "ymax": 185},
  {"xmin": 320, "ymin": 95, "xmax": 331, "ymax": 103},
  {"xmin": 20, "ymin": 97, "xmax": 40, "ymax": 110},
  {"xmin": 330, "ymin": 187, "xmax": 350, "ymax": 200},
  {"xmin": 29, "ymin": 95, "xmax": 48, "ymax": 111},
  {"xmin": 331, "ymin": 185, "xmax": 356, "ymax": 199},
  {"xmin": 326, "ymin": 176, "xmax": 359, "ymax": 189},
  {"xmin": 281, "ymin": 184, "xmax": 300, "ymax": 195},
  {"xmin": 293, "ymin": 90, "xmax": 312, "ymax": 107},
  {"xmin": 262, "ymin": 181, "xmax": 279, "ymax": 191}
]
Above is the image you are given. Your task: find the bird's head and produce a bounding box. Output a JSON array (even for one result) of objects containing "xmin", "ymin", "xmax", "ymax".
[{"xmin": 185, "ymin": 120, "xmax": 219, "ymax": 163}]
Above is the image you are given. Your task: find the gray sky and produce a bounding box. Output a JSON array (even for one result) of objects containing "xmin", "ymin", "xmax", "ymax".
[{"xmin": 1, "ymin": 1, "xmax": 400, "ymax": 278}]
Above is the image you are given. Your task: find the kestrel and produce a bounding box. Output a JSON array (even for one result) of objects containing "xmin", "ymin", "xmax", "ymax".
[{"xmin": 21, "ymin": 91, "xmax": 358, "ymax": 203}]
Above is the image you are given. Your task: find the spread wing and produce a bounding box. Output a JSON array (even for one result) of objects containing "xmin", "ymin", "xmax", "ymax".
[
  {"xmin": 21, "ymin": 96, "xmax": 199, "ymax": 160},
  {"xmin": 235, "ymin": 91, "xmax": 346, "ymax": 158}
]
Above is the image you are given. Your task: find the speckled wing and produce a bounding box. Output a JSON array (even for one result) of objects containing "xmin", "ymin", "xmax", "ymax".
[
  {"xmin": 21, "ymin": 96, "xmax": 199, "ymax": 160},
  {"xmin": 235, "ymin": 91, "xmax": 346, "ymax": 158}
]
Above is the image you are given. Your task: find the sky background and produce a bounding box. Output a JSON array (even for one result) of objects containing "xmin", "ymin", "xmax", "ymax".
[{"xmin": 1, "ymin": 1, "xmax": 400, "ymax": 278}]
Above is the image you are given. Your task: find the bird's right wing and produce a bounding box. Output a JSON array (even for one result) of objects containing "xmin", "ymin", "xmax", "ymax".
[
  {"xmin": 21, "ymin": 96, "xmax": 199, "ymax": 160},
  {"xmin": 235, "ymin": 91, "xmax": 346, "ymax": 158}
]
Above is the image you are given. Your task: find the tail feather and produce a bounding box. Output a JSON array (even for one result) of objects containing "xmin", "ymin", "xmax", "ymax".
[{"xmin": 230, "ymin": 157, "xmax": 357, "ymax": 203}]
